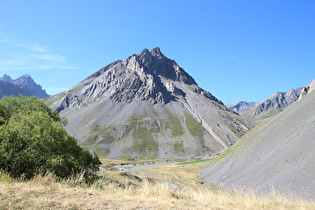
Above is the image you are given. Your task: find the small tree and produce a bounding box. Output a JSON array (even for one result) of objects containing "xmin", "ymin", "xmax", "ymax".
[{"xmin": 0, "ymin": 96, "xmax": 100, "ymax": 180}]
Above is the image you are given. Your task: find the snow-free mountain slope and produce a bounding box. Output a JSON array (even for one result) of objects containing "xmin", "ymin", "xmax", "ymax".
[
  {"xmin": 226, "ymin": 101, "xmax": 258, "ymax": 115},
  {"xmin": 201, "ymin": 79, "xmax": 315, "ymax": 200},
  {"xmin": 243, "ymin": 87, "xmax": 307, "ymax": 123},
  {"xmin": 48, "ymin": 47, "xmax": 255, "ymax": 159},
  {"xmin": 0, "ymin": 74, "xmax": 49, "ymax": 99}
]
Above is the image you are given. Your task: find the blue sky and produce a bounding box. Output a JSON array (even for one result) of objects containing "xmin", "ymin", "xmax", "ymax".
[{"xmin": 1, "ymin": 0, "xmax": 315, "ymax": 104}]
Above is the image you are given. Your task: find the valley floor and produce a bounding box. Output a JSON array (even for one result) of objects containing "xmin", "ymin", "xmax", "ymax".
[{"xmin": 1, "ymin": 159, "xmax": 314, "ymax": 209}]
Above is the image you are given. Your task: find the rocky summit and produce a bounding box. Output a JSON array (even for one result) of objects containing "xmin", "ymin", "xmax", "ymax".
[
  {"xmin": 0, "ymin": 74, "xmax": 49, "ymax": 99},
  {"xmin": 48, "ymin": 47, "xmax": 255, "ymax": 159}
]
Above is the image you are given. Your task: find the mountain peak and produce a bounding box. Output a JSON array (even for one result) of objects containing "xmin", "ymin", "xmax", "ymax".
[
  {"xmin": 226, "ymin": 101, "xmax": 259, "ymax": 115},
  {"xmin": 15, "ymin": 74, "xmax": 35, "ymax": 86},
  {"xmin": 48, "ymin": 48, "xmax": 255, "ymax": 159},
  {"xmin": 0, "ymin": 74, "xmax": 14, "ymax": 83},
  {"xmin": 137, "ymin": 47, "xmax": 165, "ymax": 61},
  {"xmin": 54, "ymin": 47, "xmax": 223, "ymax": 108},
  {"xmin": 150, "ymin": 47, "xmax": 164, "ymax": 57},
  {"xmin": 21, "ymin": 74, "xmax": 31, "ymax": 78},
  {"xmin": 0, "ymin": 74, "xmax": 49, "ymax": 99},
  {"xmin": 138, "ymin": 48, "xmax": 150, "ymax": 56}
]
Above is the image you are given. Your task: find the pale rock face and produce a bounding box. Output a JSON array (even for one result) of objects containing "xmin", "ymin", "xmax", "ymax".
[
  {"xmin": 165, "ymin": 81, "xmax": 175, "ymax": 93},
  {"xmin": 47, "ymin": 47, "xmax": 255, "ymax": 159}
]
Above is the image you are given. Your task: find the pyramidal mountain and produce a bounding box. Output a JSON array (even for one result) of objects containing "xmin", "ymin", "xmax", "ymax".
[
  {"xmin": 0, "ymin": 74, "xmax": 49, "ymax": 99},
  {"xmin": 48, "ymin": 47, "xmax": 255, "ymax": 159}
]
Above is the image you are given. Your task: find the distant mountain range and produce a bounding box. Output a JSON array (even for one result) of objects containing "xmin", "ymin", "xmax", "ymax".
[
  {"xmin": 227, "ymin": 86, "xmax": 308, "ymax": 124},
  {"xmin": 201, "ymin": 79, "xmax": 315, "ymax": 200},
  {"xmin": 242, "ymin": 87, "xmax": 307, "ymax": 123},
  {"xmin": 47, "ymin": 47, "xmax": 255, "ymax": 159},
  {"xmin": 226, "ymin": 101, "xmax": 259, "ymax": 115},
  {"xmin": 0, "ymin": 74, "xmax": 49, "ymax": 99}
]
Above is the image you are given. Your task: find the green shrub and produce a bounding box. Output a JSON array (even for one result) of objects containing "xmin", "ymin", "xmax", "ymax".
[
  {"xmin": 0, "ymin": 96, "xmax": 100, "ymax": 180},
  {"xmin": 0, "ymin": 170, "xmax": 12, "ymax": 182}
]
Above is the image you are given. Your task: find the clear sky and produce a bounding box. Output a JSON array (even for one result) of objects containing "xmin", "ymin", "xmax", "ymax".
[{"xmin": 1, "ymin": 0, "xmax": 315, "ymax": 104}]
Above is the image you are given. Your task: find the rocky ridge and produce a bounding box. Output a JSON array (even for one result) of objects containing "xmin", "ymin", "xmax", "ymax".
[
  {"xmin": 243, "ymin": 87, "xmax": 307, "ymax": 123},
  {"xmin": 48, "ymin": 47, "xmax": 255, "ymax": 159},
  {"xmin": 226, "ymin": 101, "xmax": 259, "ymax": 115},
  {"xmin": 55, "ymin": 48, "xmax": 220, "ymax": 111},
  {"xmin": 0, "ymin": 74, "xmax": 49, "ymax": 99}
]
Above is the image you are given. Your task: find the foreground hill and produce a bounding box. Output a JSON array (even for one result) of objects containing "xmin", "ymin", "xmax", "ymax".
[
  {"xmin": 201, "ymin": 79, "xmax": 315, "ymax": 200},
  {"xmin": 243, "ymin": 87, "xmax": 306, "ymax": 123},
  {"xmin": 47, "ymin": 47, "xmax": 254, "ymax": 159},
  {"xmin": 0, "ymin": 74, "xmax": 49, "ymax": 99}
]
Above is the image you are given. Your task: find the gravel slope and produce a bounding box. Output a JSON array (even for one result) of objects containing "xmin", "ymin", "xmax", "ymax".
[
  {"xmin": 47, "ymin": 48, "xmax": 254, "ymax": 159},
  {"xmin": 201, "ymin": 81, "xmax": 315, "ymax": 200}
]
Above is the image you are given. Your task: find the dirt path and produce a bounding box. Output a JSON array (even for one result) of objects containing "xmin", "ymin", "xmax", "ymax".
[{"xmin": 170, "ymin": 168, "xmax": 191, "ymax": 185}]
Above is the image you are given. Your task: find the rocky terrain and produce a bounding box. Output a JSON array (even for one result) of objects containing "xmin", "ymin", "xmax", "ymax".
[
  {"xmin": 226, "ymin": 101, "xmax": 258, "ymax": 115},
  {"xmin": 47, "ymin": 47, "xmax": 255, "ymax": 159},
  {"xmin": 0, "ymin": 74, "xmax": 49, "ymax": 99},
  {"xmin": 242, "ymin": 87, "xmax": 307, "ymax": 123},
  {"xmin": 201, "ymin": 79, "xmax": 315, "ymax": 200}
]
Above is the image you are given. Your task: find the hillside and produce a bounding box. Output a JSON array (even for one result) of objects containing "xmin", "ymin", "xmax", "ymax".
[
  {"xmin": 47, "ymin": 47, "xmax": 255, "ymax": 159},
  {"xmin": 201, "ymin": 79, "xmax": 315, "ymax": 200}
]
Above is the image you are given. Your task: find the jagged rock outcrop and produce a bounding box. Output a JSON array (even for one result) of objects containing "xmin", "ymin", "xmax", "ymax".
[
  {"xmin": 0, "ymin": 74, "xmax": 49, "ymax": 99},
  {"xmin": 48, "ymin": 47, "xmax": 255, "ymax": 159},
  {"xmin": 243, "ymin": 87, "xmax": 306, "ymax": 123},
  {"xmin": 226, "ymin": 101, "xmax": 259, "ymax": 115},
  {"xmin": 54, "ymin": 48, "xmax": 220, "ymax": 109}
]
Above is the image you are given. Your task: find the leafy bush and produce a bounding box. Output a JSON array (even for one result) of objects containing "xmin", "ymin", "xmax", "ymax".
[
  {"xmin": 0, "ymin": 170, "xmax": 12, "ymax": 182},
  {"xmin": 0, "ymin": 96, "xmax": 100, "ymax": 180}
]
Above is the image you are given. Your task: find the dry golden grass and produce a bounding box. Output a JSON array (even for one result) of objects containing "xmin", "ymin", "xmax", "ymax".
[
  {"xmin": 139, "ymin": 162, "xmax": 202, "ymax": 188},
  {"xmin": 99, "ymin": 157, "xmax": 174, "ymax": 165},
  {"xmin": 1, "ymin": 173, "xmax": 314, "ymax": 210}
]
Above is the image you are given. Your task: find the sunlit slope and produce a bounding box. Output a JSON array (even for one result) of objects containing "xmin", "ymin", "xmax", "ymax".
[
  {"xmin": 242, "ymin": 87, "xmax": 306, "ymax": 123},
  {"xmin": 201, "ymin": 82, "xmax": 315, "ymax": 200},
  {"xmin": 47, "ymin": 48, "xmax": 254, "ymax": 159}
]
